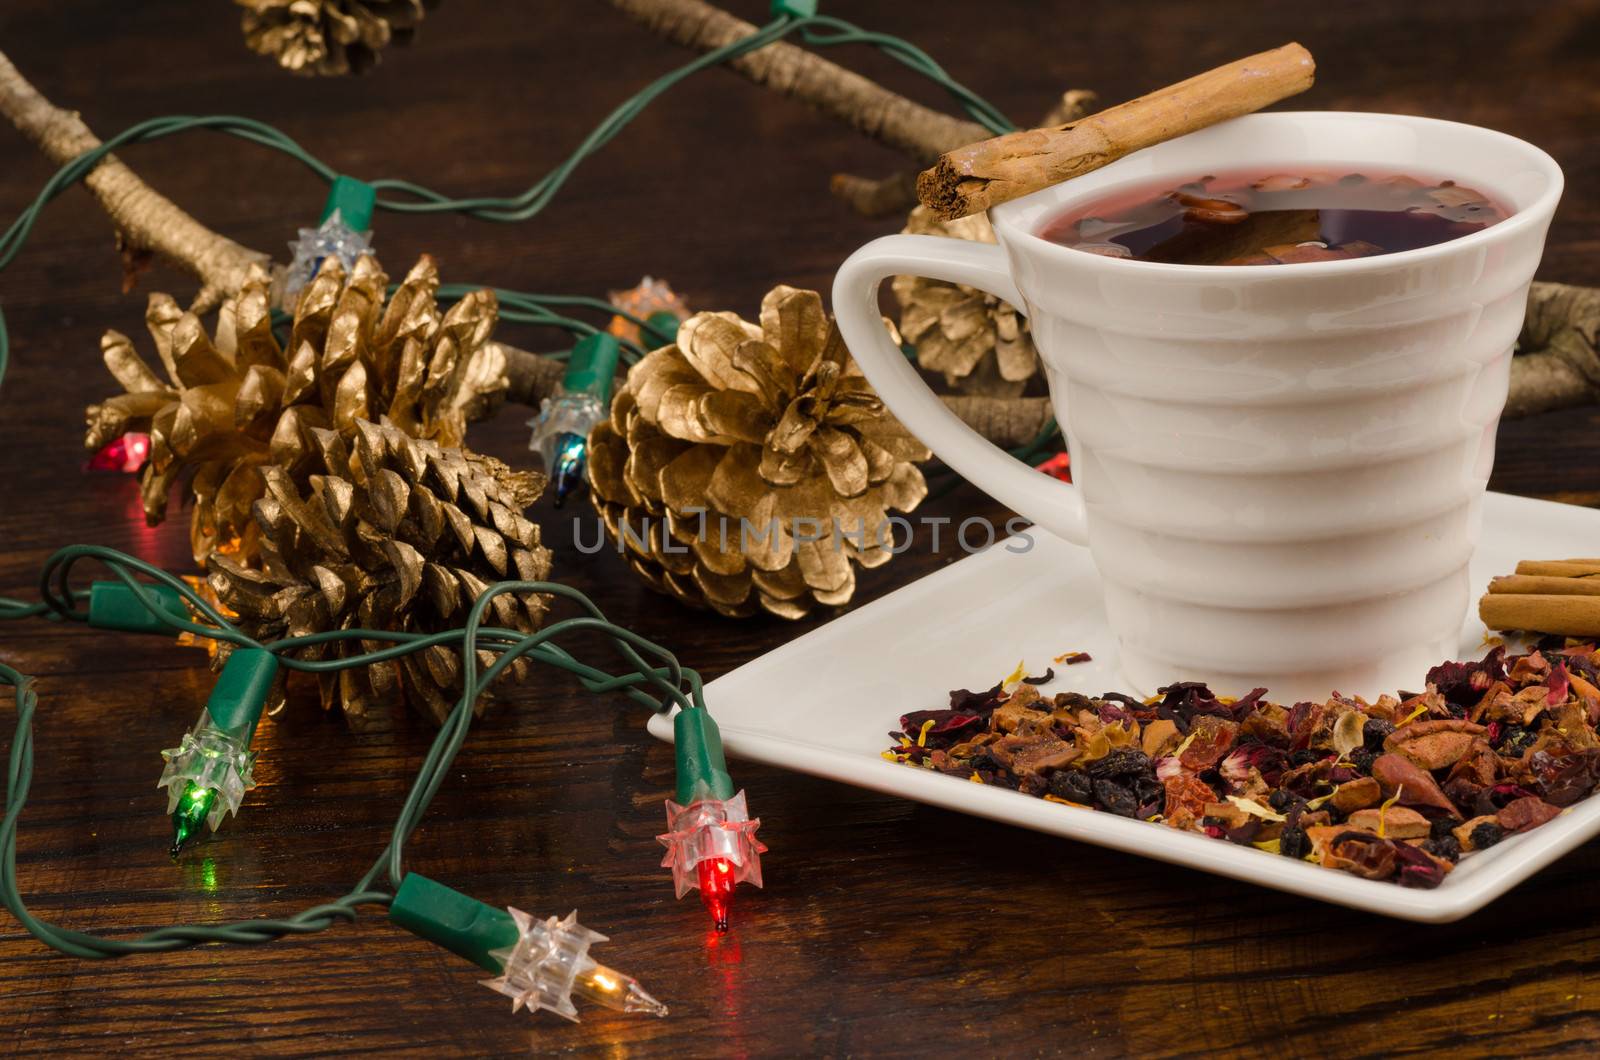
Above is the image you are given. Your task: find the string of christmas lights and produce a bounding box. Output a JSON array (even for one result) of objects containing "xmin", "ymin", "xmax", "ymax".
[
  {"xmin": 0, "ymin": 0, "xmax": 1018, "ymax": 1023},
  {"xmin": 2, "ymin": 548, "xmax": 764, "ymax": 1017}
]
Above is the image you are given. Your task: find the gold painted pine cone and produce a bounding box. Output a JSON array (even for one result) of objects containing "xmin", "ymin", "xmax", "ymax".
[
  {"xmin": 208, "ymin": 418, "xmax": 552, "ymax": 724},
  {"xmin": 893, "ymin": 205, "xmax": 1040, "ymax": 397},
  {"xmin": 237, "ymin": 0, "xmax": 437, "ymax": 76},
  {"xmin": 587, "ymin": 285, "xmax": 931, "ymax": 619},
  {"xmin": 85, "ymin": 254, "xmax": 506, "ymax": 566}
]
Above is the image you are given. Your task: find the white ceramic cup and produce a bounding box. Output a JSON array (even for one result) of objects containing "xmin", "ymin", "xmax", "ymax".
[{"xmin": 833, "ymin": 112, "xmax": 1563, "ymax": 701}]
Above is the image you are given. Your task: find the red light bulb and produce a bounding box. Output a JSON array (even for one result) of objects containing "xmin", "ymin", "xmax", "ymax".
[
  {"xmin": 697, "ymin": 857, "xmax": 735, "ymax": 932},
  {"xmin": 1034, "ymin": 450, "xmax": 1072, "ymax": 483},
  {"xmin": 658, "ymin": 788, "xmax": 765, "ymax": 930},
  {"xmin": 87, "ymin": 431, "xmax": 152, "ymax": 474}
]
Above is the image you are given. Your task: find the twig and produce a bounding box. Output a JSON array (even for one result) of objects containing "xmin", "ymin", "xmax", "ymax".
[
  {"xmin": 830, "ymin": 91, "xmax": 1101, "ymax": 219},
  {"xmin": 0, "ymin": 46, "xmax": 572, "ymax": 403},
  {"xmin": 939, "ymin": 394, "xmax": 1053, "ymax": 448},
  {"xmin": 828, "ymin": 171, "xmax": 918, "ymax": 218},
  {"xmin": 500, "ymin": 342, "xmax": 566, "ymax": 408},
  {"xmin": 499, "ymin": 340, "xmax": 1053, "ymax": 445},
  {"xmin": 2, "ymin": 41, "xmax": 1595, "ymax": 429},
  {"xmin": 1037, "ymin": 89, "xmax": 1101, "ymax": 129},
  {"xmin": 0, "ymin": 49, "xmax": 268, "ymax": 312},
  {"xmin": 1506, "ymin": 281, "xmax": 1600, "ymax": 417},
  {"xmin": 605, "ymin": 0, "xmax": 988, "ymax": 162}
]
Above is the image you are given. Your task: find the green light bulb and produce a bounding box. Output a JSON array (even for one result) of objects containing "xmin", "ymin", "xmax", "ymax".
[{"xmin": 170, "ymin": 781, "xmax": 216, "ymax": 859}]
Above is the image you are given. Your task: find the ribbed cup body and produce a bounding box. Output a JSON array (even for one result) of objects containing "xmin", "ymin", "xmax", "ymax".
[{"xmin": 990, "ymin": 114, "xmax": 1561, "ymax": 699}]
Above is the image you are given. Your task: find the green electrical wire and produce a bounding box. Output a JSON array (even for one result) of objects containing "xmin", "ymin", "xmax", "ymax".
[
  {"xmin": 363, "ymin": 12, "xmax": 1013, "ymax": 220},
  {"xmin": 436, "ymin": 284, "xmax": 650, "ymax": 366},
  {"xmin": 0, "ymin": 6, "xmax": 1021, "ymax": 959},
  {"xmin": 1, "ymin": 545, "xmax": 706, "ymax": 958},
  {"xmin": 796, "ymin": 15, "xmax": 1015, "ymax": 134},
  {"xmin": 0, "ymin": 9, "xmax": 1016, "ymax": 391}
]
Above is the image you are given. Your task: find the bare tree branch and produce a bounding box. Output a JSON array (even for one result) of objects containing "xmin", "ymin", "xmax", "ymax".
[
  {"xmin": 0, "ymin": 49, "xmax": 269, "ymax": 312},
  {"xmin": 606, "ymin": 0, "xmax": 988, "ymax": 162},
  {"xmin": 498, "ymin": 341, "xmax": 1055, "ymax": 444},
  {"xmin": 828, "ymin": 170, "xmax": 919, "ymax": 218},
  {"xmin": 830, "ymin": 90, "xmax": 1102, "ymax": 216},
  {"xmin": 3, "ymin": 28, "xmax": 1596, "ymax": 436},
  {"xmin": 0, "ymin": 45, "xmax": 572, "ymax": 403},
  {"xmin": 500, "ymin": 342, "xmax": 567, "ymax": 407},
  {"xmin": 1507, "ymin": 281, "xmax": 1600, "ymax": 418},
  {"xmin": 940, "ymin": 394, "xmax": 1053, "ymax": 447}
]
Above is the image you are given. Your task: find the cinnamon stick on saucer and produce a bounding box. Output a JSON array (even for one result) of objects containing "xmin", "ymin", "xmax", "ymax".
[
  {"xmin": 916, "ymin": 43, "xmax": 1316, "ymax": 220},
  {"xmin": 1480, "ymin": 560, "xmax": 1600, "ymax": 638}
]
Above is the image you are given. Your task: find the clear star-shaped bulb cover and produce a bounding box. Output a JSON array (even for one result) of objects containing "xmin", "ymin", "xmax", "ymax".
[
  {"xmin": 157, "ymin": 710, "xmax": 256, "ymax": 831},
  {"xmin": 482, "ymin": 909, "xmax": 604, "ymax": 1022},
  {"xmin": 527, "ymin": 389, "xmax": 605, "ymax": 469},
  {"xmin": 279, "ymin": 209, "xmax": 373, "ymax": 307},
  {"xmin": 656, "ymin": 788, "xmax": 766, "ymax": 899}
]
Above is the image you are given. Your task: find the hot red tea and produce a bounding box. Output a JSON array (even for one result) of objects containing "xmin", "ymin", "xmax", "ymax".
[{"xmin": 1035, "ymin": 169, "xmax": 1510, "ymax": 265}]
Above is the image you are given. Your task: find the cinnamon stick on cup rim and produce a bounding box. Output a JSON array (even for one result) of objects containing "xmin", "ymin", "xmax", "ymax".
[{"xmin": 917, "ymin": 43, "xmax": 1316, "ymax": 220}]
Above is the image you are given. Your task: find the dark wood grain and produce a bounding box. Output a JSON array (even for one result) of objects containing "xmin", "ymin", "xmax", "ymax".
[{"xmin": 1, "ymin": 0, "xmax": 1599, "ymax": 1054}]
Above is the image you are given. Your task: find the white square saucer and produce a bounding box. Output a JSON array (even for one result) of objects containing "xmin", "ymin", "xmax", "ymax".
[{"xmin": 648, "ymin": 491, "xmax": 1600, "ymax": 922}]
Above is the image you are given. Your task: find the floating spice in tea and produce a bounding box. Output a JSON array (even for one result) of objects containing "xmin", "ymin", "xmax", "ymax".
[
  {"xmin": 885, "ymin": 642, "xmax": 1600, "ymax": 889},
  {"xmin": 1036, "ymin": 168, "xmax": 1510, "ymax": 266}
]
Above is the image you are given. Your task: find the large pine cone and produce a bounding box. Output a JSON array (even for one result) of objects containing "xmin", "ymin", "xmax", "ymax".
[
  {"xmin": 208, "ymin": 419, "xmax": 552, "ymax": 723},
  {"xmin": 587, "ymin": 286, "xmax": 930, "ymax": 619},
  {"xmin": 86, "ymin": 255, "xmax": 506, "ymax": 566},
  {"xmin": 893, "ymin": 205, "xmax": 1040, "ymax": 397},
  {"xmin": 237, "ymin": 0, "xmax": 437, "ymax": 76}
]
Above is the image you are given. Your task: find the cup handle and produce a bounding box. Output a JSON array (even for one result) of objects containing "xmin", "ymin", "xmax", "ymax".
[{"xmin": 832, "ymin": 234, "xmax": 1088, "ymax": 546}]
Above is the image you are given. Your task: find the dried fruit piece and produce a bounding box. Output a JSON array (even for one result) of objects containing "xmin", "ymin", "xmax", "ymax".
[
  {"xmin": 886, "ymin": 638, "xmax": 1600, "ymax": 891},
  {"xmin": 1178, "ymin": 715, "xmax": 1239, "ymax": 771},
  {"xmin": 1328, "ymin": 776, "xmax": 1383, "ymax": 814},
  {"xmin": 1174, "ymin": 192, "xmax": 1249, "ymax": 224},
  {"xmin": 1346, "ymin": 805, "xmax": 1429, "ymax": 839},
  {"xmin": 1497, "ymin": 796, "xmax": 1561, "ymax": 833},
  {"xmin": 1384, "ymin": 718, "xmax": 1486, "ymax": 770},
  {"xmin": 1372, "ymin": 753, "xmax": 1458, "ymax": 814},
  {"xmin": 1162, "ymin": 773, "xmax": 1217, "ymax": 829}
]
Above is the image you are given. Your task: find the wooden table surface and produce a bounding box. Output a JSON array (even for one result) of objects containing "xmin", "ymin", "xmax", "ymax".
[{"xmin": 2, "ymin": 0, "xmax": 1598, "ymax": 1054}]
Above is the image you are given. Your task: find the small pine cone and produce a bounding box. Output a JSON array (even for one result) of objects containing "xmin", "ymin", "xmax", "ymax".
[
  {"xmin": 208, "ymin": 418, "xmax": 552, "ymax": 724},
  {"xmin": 892, "ymin": 205, "xmax": 1040, "ymax": 397},
  {"xmin": 587, "ymin": 285, "xmax": 930, "ymax": 620},
  {"xmin": 85, "ymin": 254, "xmax": 507, "ymax": 566},
  {"xmin": 236, "ymin": 0, "xmax": 437, "ymax": 76}
]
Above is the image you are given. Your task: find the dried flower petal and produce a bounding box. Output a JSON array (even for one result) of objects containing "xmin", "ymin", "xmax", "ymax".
[{"xmin": 885, "ymin": 637, "xmax": 1600, "ymax": 890}]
